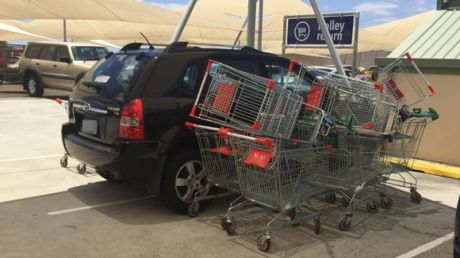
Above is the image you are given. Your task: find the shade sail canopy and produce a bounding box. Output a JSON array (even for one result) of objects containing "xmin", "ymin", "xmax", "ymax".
[
  {"xmin": 365, "ymin": 11, "xmax": 434, "ymax": 50},
  {"xmin": 0, "ymin": 22, "xmax": 51, "ymax": 41},
  {"xmin": 0, "ymin": 0, "xmax": 241, "ymax": 32},
  {"xmin": 0, "ymin": 0, "xmax": 432, "ymax": 61}
]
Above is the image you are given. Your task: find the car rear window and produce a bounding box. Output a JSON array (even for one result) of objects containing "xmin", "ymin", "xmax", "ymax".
[
  {"xmin": 79, "ymin": 52, "xmax": 152, "ymax": 101},
  {"xmin": 71, "ymin": 46, "xmax": 108, "ymax": 61}
]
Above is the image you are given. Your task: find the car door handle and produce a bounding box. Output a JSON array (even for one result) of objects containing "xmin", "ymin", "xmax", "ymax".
[
  {"xmin": 53, "ymin": 64, "xmax": 57, "ymax": 67},
  {"xmin": 35, "ymin": 63, "xmax": 40, "ymax": 66}
]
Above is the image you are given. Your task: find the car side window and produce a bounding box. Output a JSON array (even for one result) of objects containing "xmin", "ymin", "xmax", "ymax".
[
  {"xmin": 25, "ymin": 44, "xmax": 42, "ymax": 59},
  {"xmin": 264, "ymin": 63, "xmax": 289, "ymax": 85},
  {"xmin": 55, "ymin": 46, "xmax": 70, "ymax": 62},
  {"xmin": 220, "ymin": 59, "xmax": 260, "ymax": 75},
  {"xmin": 182, "ymin": 65, "xmax": 199, "ymax": 92},
  {"xmin": 39, "ymin": 45, "xmax": 57, "ymax": 61}
]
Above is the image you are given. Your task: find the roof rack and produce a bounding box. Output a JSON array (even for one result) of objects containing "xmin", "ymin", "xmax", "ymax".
[{"xmin": 120, "ymin": 41, "xmax": 265, "ymax": 54}]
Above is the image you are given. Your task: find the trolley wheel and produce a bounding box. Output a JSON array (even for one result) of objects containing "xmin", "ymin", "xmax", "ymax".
[
  {"xmin": 76, "ymin": 163, "xmax": 86, "ymax": 174},
  {"xmin": 60, "ymin": 158, "xmax": 68, "ymax": 168},
  {"xmin": 221, "ymin": 217, "xmax": 230, "ymax": 231},
  {"xmin": 366, "ymin": 200, "xmax": 380, "ymax": 213},
  {"xmin": 410, "ymin": 189, "xmax": 422, "ymax": 204},
  {"xmin": 325, "ymin": 192, "xmax": 336, "ymax": 204},
  {"xmin": 187, "ymin": 202, "xmax": 199, "ymax": 217},
  {"xmin": 288, "ymin": 208, "xmax": 297, "ymax": 220},
  {"xmin": 225, "ymin": 221, "xmax": 236, "ymax": 236},
  {"xmin": 341, "ymin": 197, "xmax": 350, "ymax": 207},
  {"xmin": 338, "ymin": 216, "xmax": 352, "ymax": 231},
  {"xmin": 256, "ymin": 235, "xmax": 271, "ymax": 252},
  {"xmin": 380, "ymin": 196, "xmax": 393, "ymax": 209},
  {"xmin": 314, "ymin": 216, "xmax": 321, "ymax": 234}
]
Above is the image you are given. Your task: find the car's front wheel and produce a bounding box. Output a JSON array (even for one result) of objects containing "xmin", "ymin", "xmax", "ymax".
[
  {"xmin": 24, "ymin": 74, "xmax": 44, "ymax": 97},
  {"xmin": 160, "ymin": 148, "xmax": 211, "ymax": 214}
]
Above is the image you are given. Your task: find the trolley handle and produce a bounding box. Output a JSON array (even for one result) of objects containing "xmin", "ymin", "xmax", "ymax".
[
  {"xmin": 402, "ymin": 52, "xmax": 438, "ymax": 96},
  {"xmin": 186, "ymin": 122, "xmax": 274, "ymax": 147},
  {"xmin": 189, "ymin": 59, "xmax": 219, "ymax": 118}
]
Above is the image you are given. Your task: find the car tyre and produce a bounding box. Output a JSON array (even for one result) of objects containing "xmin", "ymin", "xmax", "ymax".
[
  {"xmin": 24, "ymin": 74, "xmax": 44, "ymax": 97},
  {"xmin": 454, "ymin": 249, "xmax": 460, "ymax": 258},
  {"xmin": 96, "ymin": 169, "xmax": 125, "ymax": 183},
  {"xmin": 160, "ymin": 147, "xmax": 211, "ymax": 214}
]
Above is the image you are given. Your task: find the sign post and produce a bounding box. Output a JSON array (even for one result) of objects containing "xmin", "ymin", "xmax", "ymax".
[{"xmin": 282, "ymin": 12, "xmax": 360, "ymax": 75}]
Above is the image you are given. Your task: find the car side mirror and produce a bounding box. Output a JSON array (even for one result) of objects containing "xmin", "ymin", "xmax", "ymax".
[{"xmin": 60, "ymin": 57, "xmax": 72, "ymax": 64}]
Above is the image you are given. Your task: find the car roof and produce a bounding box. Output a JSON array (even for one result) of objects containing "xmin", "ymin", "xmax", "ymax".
[
  {"xmin": 119, "ymin": 42, "xmax": 279, "ymax": 58},
  {"xmin": 29, "ymin": 41, "xmax": 107, "ymax": 47}
]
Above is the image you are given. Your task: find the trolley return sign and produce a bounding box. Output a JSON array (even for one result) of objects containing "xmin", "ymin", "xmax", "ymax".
[{"xmin": 284, "ymin": 14, "xmax": 356, "ymax": 48}]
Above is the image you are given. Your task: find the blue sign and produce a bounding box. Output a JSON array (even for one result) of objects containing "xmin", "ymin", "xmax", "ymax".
[{"xmin": 286, "ymin": 15, "xmax": 355, "ymax": 47}]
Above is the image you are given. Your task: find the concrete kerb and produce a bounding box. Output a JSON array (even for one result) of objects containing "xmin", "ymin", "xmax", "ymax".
[{"xmin": 389, "ymin": 157, "xmax": 460, "ymax": 179}]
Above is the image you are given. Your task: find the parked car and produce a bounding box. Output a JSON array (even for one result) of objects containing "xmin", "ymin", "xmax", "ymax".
[
  {"xmin": 455, "ymin": 195, "xmax": 460, "ymax": 258},
  {"xmin": 19, "ymin": 42, "xmax": 109, "ymax": 97},
  {"xmin": 0, "ymin": 43, "xmax": 25, "ymax": 84},
  {"xmin": 61, "ymin": 42, "xmax": 293, "ymax": 214},
  {"xmin": 1, "ymin": 56, "xmax": 21, "ymax": 84},
  {"xmin": 312, "ymin": 65, "xmax": 353, "ymax": 77}
]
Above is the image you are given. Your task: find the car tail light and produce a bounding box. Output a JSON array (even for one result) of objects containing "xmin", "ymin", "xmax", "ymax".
[
  {"xmin": 456, "ymin": 235, "xmax": 460, "ymax": 244},
  {"xmin": 119, "ymin": 98, "xmax": 144, "ymax": 140}
]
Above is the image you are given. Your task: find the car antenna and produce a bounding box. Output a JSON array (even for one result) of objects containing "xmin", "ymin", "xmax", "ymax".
[{"xmin": 140, "ymin": 32, "xmax": 154, "ymax": 50}]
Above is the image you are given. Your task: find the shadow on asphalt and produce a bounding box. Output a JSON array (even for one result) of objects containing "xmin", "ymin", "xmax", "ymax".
[
  {"xmin": 65, "ymin": 180, "xmax": 233, "ymax": 226},
  {"xmin": 0, "ymin": 83, "xmax": 70, "ymax": 100}
]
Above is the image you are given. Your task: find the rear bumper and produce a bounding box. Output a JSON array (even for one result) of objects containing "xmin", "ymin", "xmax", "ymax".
[{"xmin": 61, "ymin": 122, "xmax": 163, "ymax": 181}]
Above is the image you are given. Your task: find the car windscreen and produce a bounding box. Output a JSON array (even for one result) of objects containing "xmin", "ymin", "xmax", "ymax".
[
  {"xmin": 80, "ymin": 53, "xmax": 152, "ymax": 101},
  {"xmin": 71, "ymin": 46, "xmax": 109, "ymax": 61}
]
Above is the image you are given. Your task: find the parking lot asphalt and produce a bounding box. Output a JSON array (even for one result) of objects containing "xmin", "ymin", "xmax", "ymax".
[{"xmin": 0, "ymin": 84, "xmax": 459, "ymax": 258}]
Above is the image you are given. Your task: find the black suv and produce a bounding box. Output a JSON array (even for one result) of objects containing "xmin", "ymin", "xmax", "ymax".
[{"xmin": 61, "ymin": 42, "xmax": 291, "ymax": 213}]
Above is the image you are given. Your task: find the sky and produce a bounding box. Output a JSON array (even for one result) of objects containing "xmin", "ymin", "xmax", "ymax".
[{"xmin": 145, "ymin": 0, "xmax": 436, "ymax": 27}]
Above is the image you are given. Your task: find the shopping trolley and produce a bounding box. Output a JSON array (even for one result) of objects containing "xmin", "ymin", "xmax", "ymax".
[
  {"xmin": 190, "ymin": 59, "xmax": 304, "ymax": 139},
  {"xmin": 378, "ymin": 52, "xmax": 437, "ymax": 110},
  {"xmin": 185, "ymin": 123, "xmax": 242, "ymax": 217},
  {"xmin": 223, "ymin": 131, "xmax": 327, "ymax": 251},
  {"xmin": 286, "ymin": 62, "xmax": 399, "ymax": 135},
  {"xmin": 309, "ymin": 127, "xmax": 388, "ymax": 231},
  {"xmin": 379, "ymin": 118, "xmax": 429, "ymax": 204}
]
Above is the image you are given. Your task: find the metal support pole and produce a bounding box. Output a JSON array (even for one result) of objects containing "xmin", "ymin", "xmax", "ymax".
[
  {"xmin": 170, "ymin": 0, "xmax": 198, "ymax": 43},
  {"xmin": 282, "ymin": 16, "xmax": 287, "ymax": 55},
  {"xmin": 309, "ymin": 0, "xmax": 345, "ymax": 76},
  {"xmin": 257, "ymin": 0, "xmax": 263, "ymax": 50},
  {"xmin": 63, "ymin": 19, "xmax": 67, "ymax": 42},
  {"xmin": 233, "ymin": 18, "xmax": 248, "ymax": 46},
  {"xmin": 247, "ymin": 0, "xmax": 257, "ymax": 47},
  {"xmin": 352, "ymin": 12, "xmax": 360, "ymax": 77}
]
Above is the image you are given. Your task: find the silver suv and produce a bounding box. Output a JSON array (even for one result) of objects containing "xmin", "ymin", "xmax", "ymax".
[{"xmin": 19, "ymin": 42, "xmax": 109, "ymax": 97}]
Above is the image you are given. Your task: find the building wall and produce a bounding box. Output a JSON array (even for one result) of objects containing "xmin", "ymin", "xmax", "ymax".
[{"xmin": 412, "ymin": 73, "xmax": 460, "ymax": 165}]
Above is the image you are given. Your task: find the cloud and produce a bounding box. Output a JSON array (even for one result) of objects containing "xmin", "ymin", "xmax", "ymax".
[
  {"xmin": 354, "ymin": 2, "xmax": 399, "ymax": 16},
  {"xmin": 373, "ymin": 16, "xmax": 399, "ymax": 24},
  {"xmin": 149, "ymin": 3, "xmax": 183, "ymax": 9},
  {"xmin": 137, "ymin": 1, "xmax": 183, "ymax": 10},
  {"xmin": 413, "ymin": 0, "xmax": 435, "ymax": 12}
]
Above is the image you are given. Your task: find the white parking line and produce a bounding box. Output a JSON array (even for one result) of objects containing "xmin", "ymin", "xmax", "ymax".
[
  {"xmin": 47, "ymin": 195, "xmax": 155, "ymax": 215},
  {"xmin": 0, "ymin": 154, "xmax": 63, "ymax": 163},
  {"xmin": 395, "ymin": 232, "xmax": 454, "ymax": 258}
]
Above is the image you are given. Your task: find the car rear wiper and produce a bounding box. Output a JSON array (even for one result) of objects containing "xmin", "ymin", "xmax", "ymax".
[{"xmin": 82, "ymin": 81, "xmax": 105, "ymax": 88}]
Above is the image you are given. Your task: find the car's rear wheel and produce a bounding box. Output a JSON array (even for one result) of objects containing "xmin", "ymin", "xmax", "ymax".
[
  {"xmin": 96, "ymin": 169, "xmax": 125, "ymax": 183},
  {"xmin": 455, "ymin": 249, "xmax": 460, "ymax": 258},
  {"xmin": 160, "ymin": 148, "xmax": 211, "ymax": 214},
  {"xmin": 24, "ymin": 74, "xmax": 44, "ymax": 97}
]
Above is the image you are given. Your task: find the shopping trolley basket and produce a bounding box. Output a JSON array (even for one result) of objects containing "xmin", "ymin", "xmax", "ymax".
[
  {"xmin": 378, "ymin": 52, "xmax": 437, "ymax": 108},
  {"xmin": 286, "ymin": 62, "xmax": 399, "ymax": 135},
  {"xmin": 190, "ymin": 59, "xmax": 304, "ymax": 138}
]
